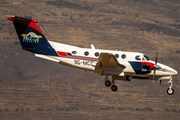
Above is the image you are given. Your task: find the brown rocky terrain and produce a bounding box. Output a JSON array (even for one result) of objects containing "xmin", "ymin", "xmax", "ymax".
[{"xmin": 0, "ymin": 0, "xmax": 180, "ymax": 119}]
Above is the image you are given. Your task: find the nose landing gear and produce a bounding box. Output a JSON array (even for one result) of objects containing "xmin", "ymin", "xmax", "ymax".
[{"xmin": 167, "ymin": 76, "xmax": 174, "ymax": 95}]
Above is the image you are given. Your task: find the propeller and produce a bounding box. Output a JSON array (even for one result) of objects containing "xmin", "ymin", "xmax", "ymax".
[{"xmin": 153, "ymin": 52, "xmax": 161, "ymax": 82}]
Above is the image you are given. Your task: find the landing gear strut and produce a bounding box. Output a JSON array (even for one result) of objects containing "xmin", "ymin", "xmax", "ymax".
[
  {"xmin": 104, "ymin": 75, "xmax": 118, "ymax": 91},
  {"xmin": 105, "ymin": 75, "xmax": 111, "ymax": 87},
  {"xmin": 111, "ymin": 79, "xmax": 117, "ymax": 91},
  {"xmin": 167, "ymin": 76, "xmax": 174, "ymax": 95}
]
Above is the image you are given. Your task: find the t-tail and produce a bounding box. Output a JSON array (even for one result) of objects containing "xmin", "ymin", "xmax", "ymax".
[{"xmin": 7, "ymin": 16, "xmax": 58, "ymax": 56}]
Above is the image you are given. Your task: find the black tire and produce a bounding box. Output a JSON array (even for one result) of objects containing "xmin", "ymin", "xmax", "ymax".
[
  {"xmin": 111, "ymin": 85, "xmax": 118, "ymax": 91},
  {"xmin": 105, "ymin": 80, "xmax": 111, "ymax": 87},
  {"xmin": 167, "ymin": 88, "xmax": 174, "ymax": 95}
]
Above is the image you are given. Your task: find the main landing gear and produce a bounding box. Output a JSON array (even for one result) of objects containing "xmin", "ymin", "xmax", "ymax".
[
  {"xmin": 167, "ymin": 75, "xmax": 174, "ymax": 95},
  {"xmin": 105, "ymin": 75, "xmax": 118, "ymax": 91}
]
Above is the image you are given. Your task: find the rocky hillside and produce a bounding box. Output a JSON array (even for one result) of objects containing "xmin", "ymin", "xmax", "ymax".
[{"xmin": 0, "ymin": 0, "xmax": 180, "ymax": 119}]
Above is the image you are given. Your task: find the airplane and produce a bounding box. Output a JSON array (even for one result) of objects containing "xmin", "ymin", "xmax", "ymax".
[{"xmin": 7, "ymin": 16, "xmax": 177, "ymax": 95}]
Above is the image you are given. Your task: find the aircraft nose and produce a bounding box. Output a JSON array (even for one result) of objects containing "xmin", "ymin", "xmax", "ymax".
[
  {"xmin": 172, "ymin": 69, "xmax": 178, "ymax": 75},
  {"xmin": 166, "ymin": 66, "xmax": 178, "ymax": 76},
  {"xmin": 157, "ymin": 62, "xmax": 178, "ymax": 76}
]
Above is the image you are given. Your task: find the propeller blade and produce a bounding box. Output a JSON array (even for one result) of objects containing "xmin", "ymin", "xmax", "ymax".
[
  {"xmin": 155, "ymin": 52, "xmax": 158, "ymax": 65},
  {"xmin": 153, "ymin": 52, "xmax": 158, "ymax": 82},
  {"xmin": 154, "ymin": 52, "xmax": 162, "ymax": 70},
  {"xmin": 153, "ymin": 69, "xmax": 156, "ymax": 82}
]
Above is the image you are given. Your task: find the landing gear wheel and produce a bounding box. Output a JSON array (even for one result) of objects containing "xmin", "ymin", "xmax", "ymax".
[
  {"xmin": 111, "ymin": 85, "xmax": 117, "ymax": 91},
  {"xmin": 105, "ymin": 80, "xmax": 111, "ymax": 87},
  {"xmin": 167, "ymin": 88, "xmax": 174, "ymax": 95}
]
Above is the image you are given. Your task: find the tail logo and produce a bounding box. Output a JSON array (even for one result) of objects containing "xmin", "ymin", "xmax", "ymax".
[{"xmin": 21, "ymin": 32, "xmax": 42, "ymax": 43}]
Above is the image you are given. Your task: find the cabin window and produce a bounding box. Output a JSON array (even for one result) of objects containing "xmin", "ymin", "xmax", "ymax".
[
  {"xmin": 121, "ymin": 54, "xmax": 126, "ymax": 59},
  {"xmin": 84, "ymin": 51, "xmax": 89, "ymax": 56},
  {"xmin": 135, "ymin": 55, "xmax": 141, "ymax": 60},
  {"xmin": 95, "ymin": 52, "xmax": 99, "ymax": 57},
  {"xmin": 72, "ymin": 51, "xmax": 77, "ymax": 54},
  {"xmin": 115, "ymin": 54, "xmax": 119, "ymax": 58}
]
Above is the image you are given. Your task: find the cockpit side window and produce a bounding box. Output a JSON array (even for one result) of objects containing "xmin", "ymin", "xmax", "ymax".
[
  {"xmin": 135, "ymin": 55, "xmax": 141, "ymax": 60},
  {"xmin": 144, "ymin": 55, "xmax": 150, "ymax": 61}
]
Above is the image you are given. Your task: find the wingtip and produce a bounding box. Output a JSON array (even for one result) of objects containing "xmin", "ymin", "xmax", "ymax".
[
  {"xmin": 6, "ymin": 15, "xmax": 15, "ymax": 21},
  {"xmin": 7, "ymin": 17, "xmax": 13, "ymax": 21}
]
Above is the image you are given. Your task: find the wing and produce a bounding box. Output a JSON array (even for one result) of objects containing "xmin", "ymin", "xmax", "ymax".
[{"xmin": 94, "ymin": 53, "xmax": 126, "ymax": 75}]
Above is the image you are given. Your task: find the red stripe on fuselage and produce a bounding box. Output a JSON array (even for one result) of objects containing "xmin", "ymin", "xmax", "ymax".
[
  {"xmin": 57, "ymin": 51, "xmax": 68, "ymax": 56},
  {"xmin": 68, "ymin": 56, "xmax": 98, "ymax": 61},
  {"xmin": 139, "ymin": 61, "xmax": 154, "ymax": 69},
  {"xmin": 57, "ymin": 51, "xmax": 98, "ymax": 61}
]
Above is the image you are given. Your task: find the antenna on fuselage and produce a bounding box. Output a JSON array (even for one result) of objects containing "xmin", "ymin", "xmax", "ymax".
[{"xmin": 91, "ymin": 44, "xmax": 95, "ymax": 49}]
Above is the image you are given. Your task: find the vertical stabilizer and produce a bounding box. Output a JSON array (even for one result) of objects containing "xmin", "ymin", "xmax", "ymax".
[{"xmin": 8, "ymin": 16, "xmax": 58, "ymax": 56}]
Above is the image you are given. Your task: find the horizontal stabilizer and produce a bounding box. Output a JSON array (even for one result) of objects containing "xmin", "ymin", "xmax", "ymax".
[{"xmin": 35, "ymin": 54, "xmax": 59, "ymax": 62}]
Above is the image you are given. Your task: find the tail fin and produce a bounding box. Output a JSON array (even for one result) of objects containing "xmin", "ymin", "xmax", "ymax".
[{"xmin": 8, "ymin": 16, "xmax": 58, "ymax": 56}]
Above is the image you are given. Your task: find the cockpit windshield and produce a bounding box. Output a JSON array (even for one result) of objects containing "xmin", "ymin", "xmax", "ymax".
[{"xmin": 143, "ymin": 55, "xmax": 150, "ymax": 61}]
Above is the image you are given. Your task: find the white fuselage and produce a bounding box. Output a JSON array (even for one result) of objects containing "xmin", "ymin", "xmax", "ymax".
[{"xmin": 35, "ymin": 41, "xmax": 177, "ymax": 81}]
